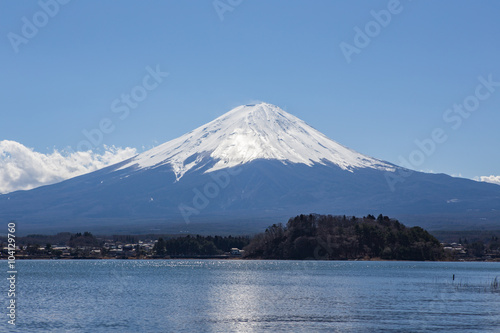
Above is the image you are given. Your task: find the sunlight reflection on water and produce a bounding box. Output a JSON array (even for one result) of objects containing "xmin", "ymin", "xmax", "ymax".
[{"xmin": 13, "ymin": 260, "xmax": 500, "ymax": 332}]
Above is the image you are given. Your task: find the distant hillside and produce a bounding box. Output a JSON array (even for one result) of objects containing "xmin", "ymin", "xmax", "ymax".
[{"xmin": 244, "ymin": 214, "xmax": 444, "ymax": 261}]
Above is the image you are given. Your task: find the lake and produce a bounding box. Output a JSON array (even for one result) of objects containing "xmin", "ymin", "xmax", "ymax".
[{"xmin": 6, "ymin": 260, "xmax": 500, "ymax": 332}]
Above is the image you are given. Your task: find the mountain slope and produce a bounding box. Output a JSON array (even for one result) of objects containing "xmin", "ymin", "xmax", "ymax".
[{"xmin": 1, "ymin": 103, "xmax": 499, "ymax": 234}]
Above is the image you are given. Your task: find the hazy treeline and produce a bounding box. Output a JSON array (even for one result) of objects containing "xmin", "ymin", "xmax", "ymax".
[
  {"xmin": 153, "ymin": 235, "xmax": 250, "ymax": 256},
  {"xmin": 432, "ymin": 229, "xmax": 500, "ymax": 243},
  {"xmin": 9, "ymin": 214, "xmax": 500, "ymax": 261},
  {"xmin": 432, "ymin": 230, "xmax": 500, "ymax": 255},
  {"xmin": 458, "ymin": 236, "xmax": 500, "ymax": 257},
  {"xmin": 243, "ymin": 214, "xmax": 445, "ymax": 261}
]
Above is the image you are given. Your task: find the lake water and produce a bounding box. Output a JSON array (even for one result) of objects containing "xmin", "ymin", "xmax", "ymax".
[{"xmin": 6, "ymin": 260, "xmax": 500, "ymax": 332}]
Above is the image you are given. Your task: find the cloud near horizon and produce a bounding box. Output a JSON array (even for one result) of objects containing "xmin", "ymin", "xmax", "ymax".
[
  {"xmin": 475, "ymin": 175, "xmax": 500, "ymax": 186},
  {"xmin": 2, "ymin": 139, "xmax": 499, "ymax": 195},
  {"xmin": 0, "ymin": 140, "xmax": 137, "ymax": 194}
]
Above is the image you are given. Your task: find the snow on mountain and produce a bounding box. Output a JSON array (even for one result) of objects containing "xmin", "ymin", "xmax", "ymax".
[
  {"xmin": 118, "ymin": 103, "xmax": 395, "ymax": 180},
  {"xmin": 3, "ymin": 102, "xmax": 500, "ymax": 234}
]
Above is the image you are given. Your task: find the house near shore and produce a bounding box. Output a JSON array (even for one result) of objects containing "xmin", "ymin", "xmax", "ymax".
[{"xmin": 230, "ymin": 248, "xmax": 244, "ymax": 256}]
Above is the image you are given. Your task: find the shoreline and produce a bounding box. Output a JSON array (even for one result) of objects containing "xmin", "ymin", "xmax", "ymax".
[{"xmin": 2, "ymin": 256, "xmax": 499, "ymax": 262}]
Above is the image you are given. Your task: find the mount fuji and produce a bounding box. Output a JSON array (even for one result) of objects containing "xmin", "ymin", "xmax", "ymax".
[{"xmin": 2, "ymin": 103, "xmax": 500, "ymax": 234}]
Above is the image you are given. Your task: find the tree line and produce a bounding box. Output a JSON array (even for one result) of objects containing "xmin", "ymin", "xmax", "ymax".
[
  {"xmin": 153, "ymin": 235, "xmax": 250, "ymax": 256},
  {"xmin": 8, "ymin": 214, "xmax": 483, "ymax": 261},
  {"xmin": 243, "ymin": 214, "xmax": 445, "ymax": 261}
]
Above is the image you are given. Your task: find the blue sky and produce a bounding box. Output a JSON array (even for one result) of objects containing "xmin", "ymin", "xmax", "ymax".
[{"xmin": 1, "ymin": 0, "xmax": 499, "ymax": 189}]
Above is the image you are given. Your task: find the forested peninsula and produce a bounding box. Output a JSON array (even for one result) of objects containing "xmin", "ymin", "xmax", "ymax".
[
  {"xmin": 243, "ymin": 214, "xmax": 445, "ymax": 261},
  {"xmin": 6, "ymin": 214, "xmax": 498, "ymax": 261}
]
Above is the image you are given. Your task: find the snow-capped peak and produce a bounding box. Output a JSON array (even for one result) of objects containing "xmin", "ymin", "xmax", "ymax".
[{"xmin": 118, "ymin": 103, "xmax": 395, "ymax": 180}]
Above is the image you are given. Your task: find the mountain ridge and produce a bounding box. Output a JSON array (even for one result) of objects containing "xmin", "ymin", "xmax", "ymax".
[{"xmin": 1, "ymin": 102, "xmax": 499, "ymax": 234}]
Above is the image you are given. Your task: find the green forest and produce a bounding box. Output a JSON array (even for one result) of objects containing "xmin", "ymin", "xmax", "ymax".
[{"xmin": 243, "ymin": 214, "xmax": 445, "ymax": 261}]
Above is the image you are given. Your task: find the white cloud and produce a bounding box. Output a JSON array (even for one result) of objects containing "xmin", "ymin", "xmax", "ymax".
[
  {"xmin": 474, "ymin": 175, "xmax": 500, "ymax": 186},
  {"xmin": 0, "ymin": 140, "xmax": 137, "ymax": 194}
]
